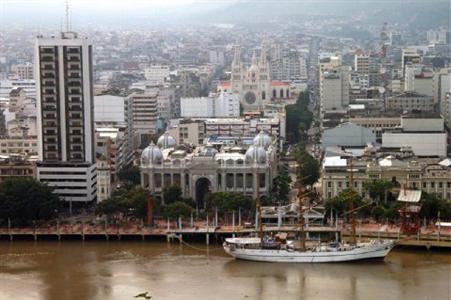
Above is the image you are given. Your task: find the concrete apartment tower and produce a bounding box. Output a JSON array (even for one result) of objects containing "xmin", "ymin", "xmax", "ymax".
[{"xmin": 35, "ymin": 31, "xmax": 97, "ymax": 203}]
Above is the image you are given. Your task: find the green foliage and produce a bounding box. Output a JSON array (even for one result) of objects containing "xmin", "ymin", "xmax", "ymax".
[
  {"xmin": 285, "ymin": 92, "xmax": 313, "ymax": 144},
  {"xmin": 271, "ymin": 165, "xmax": 292, "ymax": 205},
  {"xmin": 96, "ymin": 187, "xmax": 148, "ymax": 219},
  {"xmin": 162, "ymin": 201, "xmax": 192, "ymax": 219},
  {"xmin": 118, "ymin": 166, "xmax": 141, "ymax": 186},
  {"xmin": 162, "ymin": 185, "xmax": 183, "ymax": 205},
  {"xmin": 0, "ymin": 178, "xmax": 61, "ymax": 225},
  {"xmin": 325, "ymin": 188, "xmax": 404, "ymax": 221},
  {"xmin": 383, "ymin": 205, "xmax": 400, "ymax": 221},
  {"xmin": 420, "ymin": 193, "xmax": 451, "ymax": 220},
  {"xmin": 205, "ymin": 192, "xmax": 253, "ymax": 213},
  {"xmin": 325, "ymin": 189, "xmax": 365, "ymax": 217},
  {"xmin": 363, "ymin": 179, "xmax": 394, "ymax": 203},
  {"xmin": 371, "ymin": 205, "xmax": 385, "ymax": 221},
  {"xmin": 294, "ymin": 147, "xmax": 320, "ymax": 186}
]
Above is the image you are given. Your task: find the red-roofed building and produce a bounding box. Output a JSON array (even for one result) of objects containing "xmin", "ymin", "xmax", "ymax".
[
  {"xmin": 271, "ymin": 81, "xmax": 290, "ymax": 99},
  {"xmin": 217, "ymin": 81, "xmax": 231, "ymax": 93}
]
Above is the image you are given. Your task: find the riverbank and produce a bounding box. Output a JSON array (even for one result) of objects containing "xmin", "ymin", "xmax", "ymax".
[{"xmin": 1, "ymin": 222, "xmax": 450, "ymax": 250}]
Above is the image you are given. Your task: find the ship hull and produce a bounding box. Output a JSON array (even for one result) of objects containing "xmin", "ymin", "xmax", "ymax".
[{"xmin": 223, "ymin": 241, "xmax": 394, "ymax": 263}]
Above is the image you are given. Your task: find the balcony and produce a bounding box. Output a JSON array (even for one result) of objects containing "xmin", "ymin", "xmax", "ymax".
[
  {"xmin": 42, "ymin": 73, "xmax": 55, "ymax": 79},
  {"xmin": 40, "ymin": 48, "xmax": 55, "ymax": 54},
  {"xmin": 41, "ymin": 55, "xmax": 55, "ymax": 62},
  {"xmin": 43, "ymin": 89, "xmax": 55, "ymax": 95},
  {"xmin": 44, "ymin": 122, "xmax": 57, "ymax": 128},
  {"xmin": 68, "ymin": 64, "xmax": 80, "ymax": 71},
  {"xmin": 43, "ymin": 113, "xmax": 56, "ymax": 119},
  {"xmin": 67, "ymin": 48, "xmax": 80, "ymax": 54},
  {"xmin": 43, "ymin": 105, "xmax": 56, "ymax": 111},
  {"xmin": 68, "ymin": 73, "xmax": 81, "ymax": 79},
  {"xmin": 42, "ymin": 63, "xmax": 55, "ymax": 70},
  {"xmin": 67, "ymin": 80, "xmax": 81, "ymax": 87},
  {"xmin": 68, "ymin": 105, "xmax": 82, "ymax": 111}
]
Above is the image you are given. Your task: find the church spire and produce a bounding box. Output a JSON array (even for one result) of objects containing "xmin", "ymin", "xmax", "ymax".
[
  {"xmin": 251, "ymin": 50, "xmax": 258, "ymax": 67},
  {"xmin": 260, "ymin": 45, "xmax": 268, "ymax": 65},
  {"xmin": 232, "ymin": 45, "xmax": 241, "ymax": 67}
]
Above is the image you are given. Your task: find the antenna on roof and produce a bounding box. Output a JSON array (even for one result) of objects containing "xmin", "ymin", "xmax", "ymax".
[{"xmin": 65, "ymin": 0, "xmax": 70, "ymax": 32}]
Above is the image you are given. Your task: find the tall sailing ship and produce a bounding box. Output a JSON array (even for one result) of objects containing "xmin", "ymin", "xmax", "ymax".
[{"xmin": 223, "ymin": 156, "xmax": 395, "ymax": 263}]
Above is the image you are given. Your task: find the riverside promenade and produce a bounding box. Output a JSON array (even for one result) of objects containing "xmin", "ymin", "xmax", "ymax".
[{"xmin": 1, "ymin": 220, "xmax": 450, "ymax": 249}]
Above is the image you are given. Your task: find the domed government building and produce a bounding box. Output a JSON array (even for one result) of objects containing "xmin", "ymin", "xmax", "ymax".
[{"xmin": 140, "ymin": 131, "xmax": 278, "ymax": 209}]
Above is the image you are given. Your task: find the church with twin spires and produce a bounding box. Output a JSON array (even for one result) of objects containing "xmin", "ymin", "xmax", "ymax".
[{"xmin": 217, "ymin": 45, "xmax": 291, "ymax": 112}]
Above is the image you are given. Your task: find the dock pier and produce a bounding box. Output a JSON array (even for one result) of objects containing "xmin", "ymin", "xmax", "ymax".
[{"xmin": 1, "ymin": 224, "xmax": 450, "ymax": 249}]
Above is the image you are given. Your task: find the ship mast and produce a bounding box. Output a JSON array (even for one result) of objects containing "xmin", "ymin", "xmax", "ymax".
[
  {"xmin": 298, "ymin": 187, "xmax": 306, "ymax": 251},
  {"xmin": 296, "ymin": 174, "xmax": 311, "ymax": 251},
  {"xmin": 348, "ymin": 154, "xmax": 357, "ymax": 246},
  {"xmin": 256, "ymin": 172, "xmax": 264, "ymax": 240}
]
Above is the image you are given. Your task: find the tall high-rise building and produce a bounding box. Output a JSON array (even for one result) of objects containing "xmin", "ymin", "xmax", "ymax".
[
  {"xmin": 354, "ymin": 51, "xmax": 380, "ymax": 87},
  {"xmin": 128, "ymin": 91, "xmax": 159, "ymax": 146},
  {"xmin": 320, "ymin": 66, "xmax": 350, "ymax": 111},
  {"xmin": 13, "ymin": 62, "xmax": 34, "ymax": 80},
  {"xmin": 270, "ymin": 49, "xmax": 307, "ymax": 81},
  {"xmin": 35, "ymin": 32, "xmax": 97, "ymax": 203},
  {"xmin": 401, "ymin": 48, "xmax": 422, "ymax": 77}
]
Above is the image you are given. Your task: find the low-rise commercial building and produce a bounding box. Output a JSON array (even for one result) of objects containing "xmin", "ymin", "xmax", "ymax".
[
  {"xmin": 382, "ymin": 114, "xmax": 447, "ymax": 157},
  {"xmin": 0, "ymin": 136, "xmax": 38, "ymax": 155},
  {"xmin": 0, "ymin": 155, "xmax": 36, "ymax": 182},
  {"xmin": 322, "ymin": 123, "xmax": 376, "ymax": 149},
  {"xmin": 322, "ymin": 155, "xmax": 451, "ymax": 201},
  {"xmin": 386, "ymin": 92, "xmax": 435, "ymax": 112}
]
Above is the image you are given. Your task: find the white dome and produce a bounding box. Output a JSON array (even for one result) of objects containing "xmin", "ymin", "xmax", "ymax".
[
  {"xmin": 141, "ymin": 142, "xmax": 163, "ymax": 167},
  {"xmin": 253, "ymin": 131, "xmax": 271, "ymax": 149},
  {"xmin": 200, "ymin": 147, "xmax": 218, "ymax": 157},
  {"xmin": 157, "ymin": 132, "xmax": 177, "ymax": 149},
  {"xmin": 245, "ymin": 145, "xmax": 267, "ymax": 164}
]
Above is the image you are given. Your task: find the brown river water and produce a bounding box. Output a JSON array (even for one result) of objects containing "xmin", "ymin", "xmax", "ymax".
[{"xmin": 0, "ymin": 241, "xmax": 449, "ymax": 300}]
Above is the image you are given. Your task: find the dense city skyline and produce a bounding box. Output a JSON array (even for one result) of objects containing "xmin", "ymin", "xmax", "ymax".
[{"xmin": 0, "ymin": 0, "xmax": 450, "ymax": 299}]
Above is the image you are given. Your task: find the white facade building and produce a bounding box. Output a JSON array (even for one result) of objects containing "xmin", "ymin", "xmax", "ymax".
[
  {"xmin": 404, "ymin": 65, "xmax": 434, "ymax": 97},
  {"xmin": 436, "ymin": 67, "xmax": 451, "ymax": 113},
  {"xmin": 181, "ymin": 97, "xmax": 214, "ymax": 118},
  {"xmin": 320, "ymin": 66, "xmax": 350, "ymax": 111},
  {"xmin": 382, "ymin": 132, "xmax": 447, "ymax": 157},
  {"xmin": 180, "ymin": 92, "xmax": 240, "ymax": 118},
  {"xmin": 382, "ymin": 115, "xmax": 447, "ymax": 157},
  {"xmin": 443, "ymin": 92, "xmax": 451, "ymax": 128},
  {"xmin": 128, "ymin": 92, "xmax": 158, "ymax": 145},
  {"xmin": 35, "ymin": 32, "xmax": 97, "ymax": 202},
  {"xmin": 144, "ymin": 66, "xmax": 170, "ymax": 84},
  {"xmin": 322, "ymin": 123, "xmax": 376, "ymax": 149},
  {"xmin": 96, "ymin": 157, "xmax": 111, "ymax": 202},
  {"xmin": 140, "ymin": 131, "xmax": 278, "ymax": 207},
  {"xmin": 401, "ymin": 48, "xmax": 422, "ymax": 77},
  {"xmin": 13, "ymin": 62, "xmax": 34, "ymax": 80},
  {"xmin": 215, "ymin": 92, "xmax": 240, "ymax": 117},
  {"xmin": 94, "ymin": 95, "xmax": 126, "ymax": 123},
  {"xmin": 427, "ymin": 29, "xmax": 447, "ymax": 44},
  {"xmin": 0, "ymin": 79, "xmax": 36, "ymax": 98}
]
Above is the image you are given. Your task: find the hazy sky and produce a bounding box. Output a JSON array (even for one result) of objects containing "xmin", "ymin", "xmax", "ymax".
[
  {"xmin": 0, "ymin": 0, "xmax": 236, "ymax": 29},
  {"xmin": 0, "ymin": 0, "xmax": 448, "ymax": 30}
]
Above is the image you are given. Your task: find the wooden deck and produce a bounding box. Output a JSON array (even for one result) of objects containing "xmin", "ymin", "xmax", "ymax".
[{"xmin": 1, "ymin": 223, "xmax": 450, "ymax": 249}]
